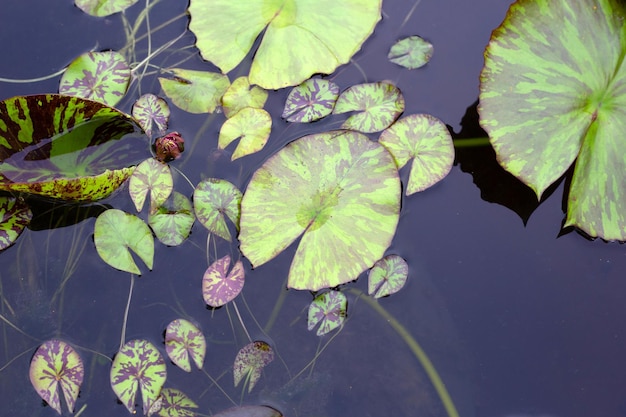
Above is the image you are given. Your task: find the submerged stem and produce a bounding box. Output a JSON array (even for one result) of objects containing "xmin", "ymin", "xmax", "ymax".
[{"xmin": 119, "ymin": 274, "xmax": 135, "ymax": 351}]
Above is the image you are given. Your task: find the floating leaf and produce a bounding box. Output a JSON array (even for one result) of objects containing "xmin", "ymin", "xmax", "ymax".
[
  {"xmin": 157, "ymin": 388, "xmax": 199, "ymax": 417},
  {"xmin": 379, "ymin": 114, "xmax": 454, "ymax": 195},
  {"xmin": 129, "ymin": 158, "xmax": 173, "ymax": 213},
  {"xmin": 282, "ymin": 78, "xmax": 339, "ymax": 123},
  {"xmin": 307, "ymin": 291, "xmax": 347, "ymax": 336},
  {"xmin": 233, "ymin": 341, "xmax": 274, "ymax": 393},
  {"xmin": 212, "ymin": 406, "xmax": 282, "ymax": 417},
  {"xmin": 188, "ymin": 0, "xmax": 382, "ymax": 89},
  {"xmin": 159, "ymin": 69, "xmax": 230, "ymax": 114},
  {"xmin": 368, "ymin": 255, "xmax": 408, "ymax": 298},
  {"xmin": 132, "ymin": 94, "xmax": 170, "ymax": 137},
  {"xmin": 222, "ymin": 77, "xmax": 268, "ymax": 118},
  {"xmin": 165, "ymin": 319, "xmax": 206, "ymax": 372},
  {"xmin": 59, "ymin": 51, "xmax": 130, "ymax": 106},
  {"xmin": 94, "ymin": 209, "xmax": 154, "ymax": 274},
  {"xmin": 29, "ymin": 339, "xmax": 84, "ymax": 415},
  {"xmin": 202, "ymin": 255, "xmax": 245, "ymax": 308},
  {"xmin": 193, "ymin": 178, "xmax": 242, "ymax": 242},
  {"xmin": 149, "ymin": 192, "xmax": 195, "ymax": 246},
  {"xmin": 240, "ymin": 130, "xmax": 400, "ymax": 291},
  {"xmin": 74, "ymin": 0, "xmax": 139, "ymax": 16},
  {"xmin": 218, "ymin": 107, "xmax": 272, "ymax": 160},
  {"xmin": 0, "ymin": 196, "xmax": 32, "ymax": 251},
  {"xmin": 479, "ymin": 0, "xmax": 626, "ymax": 240},
  {"xmin": 111, "ymin": 339, "xmax": 167, "ymax": 415},
  {"xmin": 387, "ymin": 36, "xmax": 434, "ymax": 69},
  {"xmin": 333, "ymin": 82, "xmax": 404, "ymax": 133}
]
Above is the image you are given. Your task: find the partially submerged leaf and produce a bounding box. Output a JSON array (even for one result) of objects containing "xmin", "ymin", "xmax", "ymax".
[
  {"xmin": 222, "ymin": 77, "xmax": 268, "ymax": 118},
  {"xmin": 165, "ymin": 319, "xmax": 206, "ymax": 372},
  {"xmin": 193, "ymin": 178, "xmax": 242, "ymax": 242},
  {"xmin": 282, "ymin": 78, "xmax": 339, "ymax": 123},
  {"xmin": 368, "ymin": 255, "xmax": 408, "ymax": 298},
  {"xmin": 157, "ymin": 388, "xmax": 199, "ymax": 417},
  {"xmin": 218, "ymin": 107, "xmax": 272, "ymax": 160},
  {"xmin": 212, "ymin": 405, "xmax": 282, "ymax": 417},
  {"xmin": 132, "ymin": 94, "xmax": 170, "ymax": 137},
  {"xmin": 202, "ymin": 255, "xmax": 245, "ymax": 307},
  {"xmin": 75, "ymin": 0, "xmax": 139, "ymax": 16},
  {"xmin": 388, "ymin": 36, "xmax": 434, "ymax": 69},
  {"xmin": 159, "ymin": 69, "xmax": 230, "ymax": 114},
  {"xmin": 0, "ymin": 196, "xmax": 32, "ymax": 251},
  {"xmin": 149, "ymin": 192, "xmax": 195, "ymax": 246},
  {"xmin": 233, "ymin": 341, "xmax": 274, "ymax": 393},
  {"xmin": 129, "ymin": 158, "xmax": 173, "ymax": 212},
  {"xmin": 307, "ymin": 291, "xmax": 347, "ymax": 336}
]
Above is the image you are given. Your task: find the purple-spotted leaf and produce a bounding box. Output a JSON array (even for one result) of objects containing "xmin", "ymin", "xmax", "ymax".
[
  {"xmin": 222, "ymin": 77, "xmax": 268, "ymax": 118},
  {"xmin": 132, "ymin": 94, "xmax": 170, "ymax": 137},
  {"xmin": 165, "ymin": 319, "xmax": 206, "ymax": 372},
  {"xmin": 94, "ymin": 209, "xmax": 154, "ymax": 274},
  {"xmin": 379, "ymin": 114, "xmax": 454, "ymax": 195},
  {"xmin": 388, "ymin": 36, "xmax": 434, "ymax": 69},
  {"xmin": 218, "ymin": 107, "xmax": 272, "ymax": 160},
  {"xmin": 202, "ymin": 255, "xmax": 245, "ymax": 308},
  {"xmin": 59, "ymin": 51, "xmax": 130, "ymax": 106},
  {"xmin": 149, "ymin": 192, "xmax": 195, "ymax": 246},
  {"xmin": 368, "ymin": 255, "xmax": 408, "ymax": 298},
  {"xmin": 233, "ymin": 341, "xmax": 274, "ymax": 393},
  {"xmin": 307, "ymin": 291, "xmax": 347, "ymax": 336},
  {"xmin": 332, "ymin": 82, "xmax": 404, "ymax": 133},
  {"xmin": 282, "ymin": 78, "xmax": 339, "ymax": 123},
  {"xmin": 157, "ymin": 388, "xmax": 198, "ymax": 417},
  {"xmin": 29, "ymin": 339, "xmax": 84, "ymax": 415},
  {"xmin": 0, "ymin": 196, "xmax": 32, "ymax": 251},
  {"xmin": 129, "ymin": 158, "xmax": 173, "ymax": 213},
  {"xmin": 193, "ymin": 178, "xmax": 242, "ymax": 242},
  {"xmin": 212, "ymin": 405, "xmax": 282, "ymax": 417},
  {"xmin": 240, "ymin": 130, "xmax": 400, "ymax": 291},
  {"xmin": 75, "ymin": 0, "xmax": 139, "ymax": 16},
  {"xmin": 111, "ymin": 339, "xmax": 167, "ymax": 416},
  {"xmin": 159, "ymin": 68, "xmax": 230, "ymax": 114}
]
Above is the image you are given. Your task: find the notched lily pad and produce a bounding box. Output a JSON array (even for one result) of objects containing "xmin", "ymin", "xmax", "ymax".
[
  {"xmin": 159, "ymin": 68, "xmax": 230, "ymax": 114},
  {"xmin": 193, "ymin": 178, "xmax": 242, "ymax": 242},
  {"xmin": 132, "ymin": 94, "xmax": 170, "ymax": 137},
  {"xmin": 0, "ymin": 196, "xmax": 32, "ymax": 251},
  {"xmin": 307, "ymin": 290, "xmax": 347, "ymax": 336},
  {"xmin": 368, "ymin": 254, "xmax": 408, "ymax": 298},
  {"xmin": 282, "ymin": 78, "xmax": 340, "ymax": 123},
  {"xmin": 202, "ymin": 255, "xmax": 245, "ymax": 308},
  {"xmin": 129, "ymin": 158, "xmax": 173, "ymax": 213},
  {"xmin": 165, "ymin": 319, "xmax": 206, "ymax": 372},
  {"xmin": 222, "ymin": 77, "xmax": 268, "ymax": 118},
  {"xmin": 388, "ymin": 36, "xmax": 434, "ymax": 69},
  {"xmin": 218, "ymin": 107, "xmax": 272, "ymax": 160},
  {"xmin": 157, "ymin": 388, "xmax": 199, "ymax": 417},
  {"xmin": 75, "ymin": 0, "xmax": 139, "ymax": 16},
  {"xmin": 233, "ymin": 341, "xmax": 274, "ymax": 393},
  {"xmin": 149, "ymin": 192, "xmax": 195, "ymax": 246}
]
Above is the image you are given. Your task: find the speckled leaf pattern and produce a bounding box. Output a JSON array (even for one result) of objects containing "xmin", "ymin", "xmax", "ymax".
[
  {"xmin": 479, "ymin": 0, "xmax": 626, "ymax": 240},
  {"xmin": 239, "ymin": 130, "xmax": 400, "ymax": 291},
  {"xmin": 333, "ymin": 82, "xmax": 404, "ymax": 133},
  {"xmin": 218, "ymin": 107, "xmax": 272, "ymax": 160},
  {"xmin": 188, "ymin": 0, "xmax": 382, "ymax": 89},
  {"xmin": 233, "ymin": 341, "xmax": 274, "ymax": 393},
  {"xmin": 388, "ymin": 36, "xmax": 433, "ymax": 69},
  {"xmin": 282, "ymin": 78, "xmax": 339, "ymax": 123},
  {"xmin": 157, "ymin": 388, "xmax": 198, "ymax": 417},
  {"xmin": 367, "ymin": 255, "xmax": 408, "ymax": 298},
  {"xmin": 202, "ymin": 255, "xmax": 245, "ymax": 308},
  {"xmin": 59, "ymin": 51, "xmax": 130, "ymax": 106},
  {"xmin": 111, "ymin": 339, "xmax": 167, "ymax": 415},
  {"xmin": 307, "ymin": 291, "xmax": 347, "ymax": 336},
  {"xmin": 165, "ymin": 319, "xmax": 206, "ymax": 372},
  {"xmin": 29, "ymin": 340, "xmax": 84, "ymax": 415},
  {"xmin": 149, "ymin": 192, "xmax": 195, "ymax": 246},
  {"xmin": 94, "ymin": 209, "xmax": 154, "ymax": 274},
  {"xmin": 0, "ymin": 196, "xmax": 32, "ymax": 251},
  {"xmin": 159, "ymin": 68, "xmax": 230, "ymax": 114},
  {"xmin": 212, "ymin": 406, "xmax": 282, "ymax": 417},
  {"xmin": 129, "ymin": 158, "xmax": 173, "ymax": 213},
  {"xmin": 379, "ymin": 114, "xmax": 454, "ymax": 195},
  {"xmin": 132, "ymin": 94, "xmax": 170, "ymax": 137},
  {"xmin": 193, "ymin": 178, "xmax": 242, "ymax": 242},
  {"xmin": 222, "ymin": 77, "xmax": 268, "ymax": 118},
  {"xmin": 75, "ymin": 0, "xmax": 139, "ymax": 16}
]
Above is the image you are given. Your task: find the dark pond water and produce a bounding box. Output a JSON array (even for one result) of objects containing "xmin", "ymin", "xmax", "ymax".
[{"xmin": 2, "ymin": 1, "xmax": 626, "ymax": 417}]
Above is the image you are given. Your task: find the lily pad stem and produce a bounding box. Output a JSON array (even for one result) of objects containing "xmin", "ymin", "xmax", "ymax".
[{"xmin": 119, "ymin": 274, "xmax": 135, "ymax": 351}]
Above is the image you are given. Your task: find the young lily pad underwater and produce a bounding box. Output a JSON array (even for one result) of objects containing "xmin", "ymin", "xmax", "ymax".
[{"xmin": 2, "ymin": 0, "xmax": 626, "ymax": 416}]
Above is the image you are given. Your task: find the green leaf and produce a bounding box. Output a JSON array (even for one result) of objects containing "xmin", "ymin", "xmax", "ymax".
[
  {"xmin": 222, "ymin": 77, "xmax": 268, "ymax": 118},
  {"xmin": 333, "ymin": 82, "xmax": 405, "ymax": 133},
  {"xmin": 367, "ymin": 254, "xmax": 408, "ymax": 298},
  {"xmin": 282, "ymin": 78, "xmax": 339, "ymax": 123},
  {"xmin": 193, "ymin": 178, "xmax": 242, "ymax": 242},
  {"xmin": 132, "ymin": 94, "xmax": 170, "ymax": 137},
  {"xmin": 129, "ymin": 158, "xmax": 173, "ymax": 213},
  {"xmin": 240, "ymin": 130, "xmax": 400, "ymax": 291},
  {"xmin": 212, "ymin": 406, "xmax": 282, "ymax": 417},
  {"xmin": 75, "ymin": 0, "xmax": 139, "ymax": 16},
  {"xmin": 188, "ymin": 0, "xmax": 382, "ymax": 89},
  {"xmin": 0, "ymin": 196, "xmax": 32, "ymax": 251},
  {"xmin": 379, "ymin": 114, "xmax": 454, "ymax": 195},
  {"xmin": 307, "ymin": 290, "xmax": 347, "ymax": 336},
  {"xmin": 111, "ymin": 339, "xmax": 167, "ymax": 415},
  {"xmin": 165, "ymin": 319, "xmax": 206, "ymax": 372},
  {"xmin": 218, "ymin": 107, "xmax": 272, "ymax": 160},
  {"xmin": 149, "ymin": 192, "xmax": 195, "ymax": 246},
  {"xmin": 94, "ymin": 209, "xmax": 154, "ymax": 274},
  {"xmin": 29, "ymin": 339, "xmax": 84, "ymax": 415},
  {"xmin": 157, "ymin": 388, "xmax": 199, "ymax": 417},
  {"xmin": 387, "ymin": 36, "xmax": 434, "ymax": 69},
  {"xmin": 59, "ymin": 51, "xmax": 130, "ymax": 106},
  {"xmin": 202, "ymin": 255, "xmax": 245, "ymax": 308},
  {"xmin": 159, "ymin": 69, "xmax": 230, "ymax": 114},
  {"xmin": 233, "ymin": 341, "xmax": 274, "ymax": 393},
  {"xmin": 479, "ymin": 0, "xmax": 626, "ymax": 240}
]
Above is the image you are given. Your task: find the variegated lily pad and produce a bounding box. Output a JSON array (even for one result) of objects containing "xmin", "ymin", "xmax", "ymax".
[
  {"xmin": 218, "ymin": 107, "xmax": 272, "ymax": 160},
  {"xmin": 159, "ymin": 68, "xmax": 230, "ymax": 114},
  {"xmin": 75, "ymin": 0, "xmax": 139, "ymax": 16},
  {"xmin": 157, "ymin": 388, "xmax": 199, "ymax": 417},
  {"xmin": 132, "ymin": 94, "xmax": 170, "ymax": 137},
  {"xmin": 282, "ymin": 78, "xmax": 339, "ymax": 123},
  {"xmin": 129, "ymin": 158, "xmax": 173, "ymax": 213},
  {"xmin": 222, "ymin": 77, "xmax": 268, "ymax": 118},
  {"xmin": 368, "ymin": 254, "xmax": 408, "ymax": 298},
  {"xmin": 149, "ymin": 192, "xmax": 195, "ymax": 246},
  {"xmin": 307, "ymin": 290, "xmax": 347, "ymax": 336},
  {"xmin": 193, "ymin": 178, "xmax": 242, "ymax": 242},
  {"xmin": 388, "ymin": 36, "xmax": 434, "ymax": 69},
  {"xmin": 233, "ymin": 341, "xmax": 274, "ymax": 393},
  {"xmin": 165, "ymin": 319, "xmax": 206, "ymax": 372},
  {"xmin": 202, "ymin": 255, "xmax": 245, "ymax": 308},
  {"xmin": 0, "ymin": 196, "xmax": 32, "ymax": 251}
]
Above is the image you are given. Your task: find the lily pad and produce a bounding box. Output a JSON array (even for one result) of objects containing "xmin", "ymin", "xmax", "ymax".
[
  {"xmin": 233, "ymin": 341, "xmax": 274, "ymax": 393},
  {"xmin": 307, "ymin": 290, "xmax": 347, "ymax": 336},
  {"xmin": 282, "ymin": 78, "xmax": 340, "ymax": 123},
  {"xmin": 111, "ymin": 339, "xmax": 167, "ymax": 415},
  {"xmin": 188, "ymin": 0, "xmax": 382, "ymax": 89},
  {"xmin": 378, "ymin": 114, "xmax": 454, "ymax": 195},
  {"xmin": 165, "ymin": 319, "xmax": 206, "ymax": 372},
  {"xmin": 333, "ymin": 82, "xmax": 405, "ymax": 133},
  {"xmin": 0, "ymin": 196, "xmax": 32, "ymax": 251},
  {"xmin": 479, "ymin": 0, "xmax": 626, "ymax": 240},
  {"xmin": 157, "ymin": 388, "xmax": 199, "ymax": 417},
  {"xmin": 213, "ymin": 406, "xmax": 282, "ymax": 417},
  {"xmin": 388, "ymin": 36, "xmax": 434, "ymax": 69},
  {"xmin": 367, "ymin": 254, "xmax": 408, "ymax": 298},
  {"xmin": 193, "ymin": 178, "xmax": 242, "ymax": 242},
  {"xmin": 94, "ymin": 209, "xmax": 154, "ymax": 274},
  {"xmin": 159, "ymin": 68, "xmax": 230, "ymax": 114},
  {"xmin": 29, "ymin": 339, "xmax": 84, "ymax": 415},
  {"xmin": 240, "ymin": 130, "xmax": 400, "ymax": 291},
  {"xmin": 75, "ymin": 0, "xmax": 139, "ymax": 16},
  {"xmin": 222, "ymin": 77, "xmax": 268, "ymax": 118},
  {"xmin": 149, "ymin": 192, "xmax": 195, "ymax": 246},
  {"xmin": 59, "ymin": 51, "xmax": 130, "ymax": 106},
  {"xmin": 132, "ymin": 94, "xmax": 170, "ymax": 137},
  {"xmin": 202, "ymin": 255, "xmax": 245, "ymax": 308},
  {"xmin": 218, "ymin": 107, "xmax": 272, "ymax": 160},
  {"xmin": 129, "ymin": 158, "xmax": 173, "ymax": 213}
]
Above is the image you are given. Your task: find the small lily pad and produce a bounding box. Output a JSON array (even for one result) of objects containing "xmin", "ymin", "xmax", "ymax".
[
  {"xmin": 132, "ymin": 94, "xmax": 170, "ymax": 137},
  {"xmin": 149, "ymin": 192, "xmax": 195, "ymax": 246},
  {"xmin": 0, "ymin": 196, "xmax": 32, "ymax": 251},
  {"xmin": 159, "ymin": 68, "xmax": 230, "ymax": 114},
  {"xmin": 218, "ymin": 107, "xmax": 272, "ymax": 160},
  {"xmin": 282, "ymin": 78, "xmax": 340, "ymax": 123},
  {"xmin": 233, "ymin": 341, "xmax": 274, "ymax": 393},
  {"xmin": 368, "ymin": 255, "xmax": 408, "ymax": 298},
  {"xmin": 75, "ymin": 0, "xmax": 139, "ymax": 16},
  {"xmin": 165, "ymin": 319, "xmax": 206, "ymax": 372},
  {"xmin": 157, "ymin": 388, "xmax": 199, "ymax": 417},
  {"xmin": 222, "ymin": 77, "xmax": 268, "ymax": 118},
  {"xmin": 193, "ymin": 178, "xmax": 242, "ymax": 242},
  {"xmin": 307, "ymin": 291, "xmax": 347, "ymax": 336},
  {"xmin": 129, "ymin": 158, "xmax": 173, "ymax": 213},
  {"xmin": 388, "ymin": 36, "xmax": 434, "ymax": 69},
  {"xmin": 202, "ymin": 255, "xmax": 245, "ymax": 308}
]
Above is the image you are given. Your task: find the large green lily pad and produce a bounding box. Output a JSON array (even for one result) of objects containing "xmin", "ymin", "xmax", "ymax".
[
  {"xmin": 240, "ymin": 130, "xmax": 400, "ymax": 291},
  {"xmin": 479, "ymin": 0, "xmax": 626, "ymax": 240}
]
